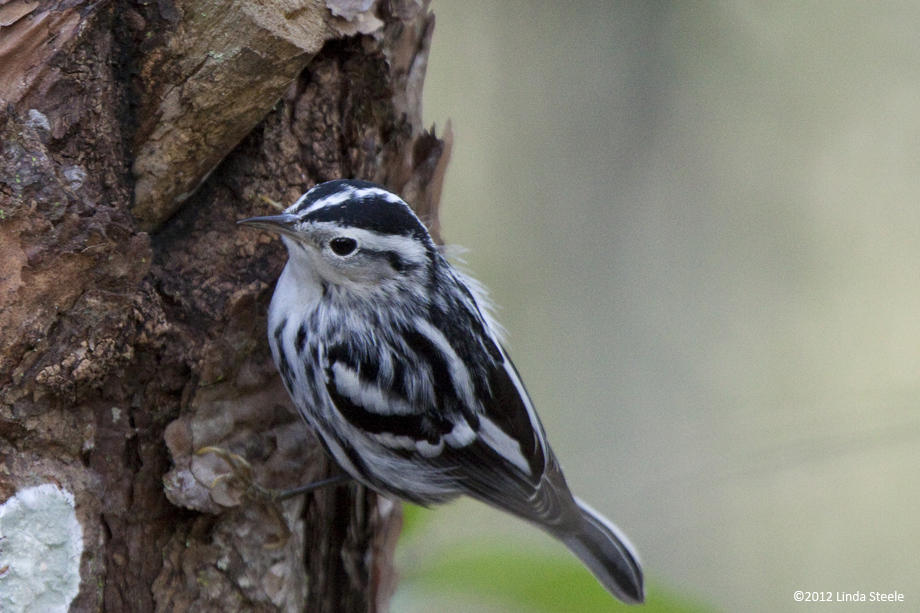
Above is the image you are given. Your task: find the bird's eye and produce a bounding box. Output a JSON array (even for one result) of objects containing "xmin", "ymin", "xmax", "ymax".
[{"xmin": 329, "ymin": 237, "xmax": 358, "ymax": 256}]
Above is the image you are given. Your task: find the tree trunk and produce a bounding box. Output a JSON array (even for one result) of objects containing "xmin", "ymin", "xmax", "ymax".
[{"xmin": 0, "ymin": 1, "xmax": 449, "ymax": 611}]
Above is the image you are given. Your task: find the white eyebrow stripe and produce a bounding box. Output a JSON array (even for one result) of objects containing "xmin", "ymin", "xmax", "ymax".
[
  {"xmin": 302, "ymin": 222, "xmax": 429, "ymax": 265},
  {"xmin": 346, "ymin": 228, "xmax": 427, "ymax": 257}
]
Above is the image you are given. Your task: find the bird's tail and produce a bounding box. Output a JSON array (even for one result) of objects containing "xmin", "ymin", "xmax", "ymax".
[{"xmin": 557, "ymin": 497, "xmax": 644, "ymax": 604}]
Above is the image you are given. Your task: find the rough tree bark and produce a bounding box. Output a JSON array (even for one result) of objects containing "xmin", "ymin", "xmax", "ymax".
[{"xmin": 0, "ymin": 0, "xmax": 450, "ymax": 611}]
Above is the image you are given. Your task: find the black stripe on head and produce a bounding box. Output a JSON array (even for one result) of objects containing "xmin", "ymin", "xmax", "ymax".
[
  {"xmin": 298, "ymin": 181, "xmax": 430, "ymax": 240},
  {"xmin": 310, "ymin": 200, "xmax": 428, "ymax": 239}
]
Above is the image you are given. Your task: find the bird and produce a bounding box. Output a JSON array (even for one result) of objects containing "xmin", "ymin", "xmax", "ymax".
[{"xmin": 238, "ymin": 179, "xmax": 644, "ymax": 604}]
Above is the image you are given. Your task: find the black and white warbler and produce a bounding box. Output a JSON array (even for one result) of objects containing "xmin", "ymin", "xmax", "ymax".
[{"xmin": 239, "ymin": 179, "xmax": 644, "ymax": 604}]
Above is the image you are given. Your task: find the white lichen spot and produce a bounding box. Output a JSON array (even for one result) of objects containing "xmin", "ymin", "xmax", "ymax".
[
  {"xmin": 25, "ymin": 109, "xmax": 51, "ymax": 133},
  {"xmin": 0, "ymin": 484, "xmax": 84, "ymax": 613},
  {"xmin": 62, "ymin": 165, "xmax": 87, "ymax": 190}
]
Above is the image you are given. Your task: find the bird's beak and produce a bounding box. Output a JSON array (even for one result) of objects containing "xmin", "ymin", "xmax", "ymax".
[{"xmin": 238, "ymin": 213, "xmax": 300, "ymax": 239}]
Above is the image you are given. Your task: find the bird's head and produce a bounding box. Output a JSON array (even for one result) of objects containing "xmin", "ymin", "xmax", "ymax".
[{"xmin": 240, "ymin": 180, "xmax": 435, "ymax": 295}]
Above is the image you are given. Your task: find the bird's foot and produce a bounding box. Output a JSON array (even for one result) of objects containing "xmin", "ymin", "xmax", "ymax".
[{"xmin": 196, "ymin": 446, "xmax": 351, "ymax": 548}]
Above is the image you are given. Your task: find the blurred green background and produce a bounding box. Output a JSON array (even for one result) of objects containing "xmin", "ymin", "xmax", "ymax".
[{"xmin": 392, "ymin": 2, "xmax": 920, "ymax": 612}]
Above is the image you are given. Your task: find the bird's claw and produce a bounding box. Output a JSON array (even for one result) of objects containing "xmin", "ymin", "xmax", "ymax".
[{"xmin": 196, "ymin": 446, "xmax": 292, "ymax": 547}]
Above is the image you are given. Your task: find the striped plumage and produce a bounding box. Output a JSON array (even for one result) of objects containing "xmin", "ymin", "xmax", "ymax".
[{"xmin": 240, "ymin": 179, "xmax": 644, "ymax": 604}]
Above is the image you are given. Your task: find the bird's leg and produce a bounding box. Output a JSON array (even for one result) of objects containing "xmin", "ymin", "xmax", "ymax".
[
  {"xmin": 197, "ymin": 446, "xmax": 351, "ymax": 547},
  {"xmin": 198, "ymin": 446, "xmax": 351, "ymax": 500},
  {"xmin": 273, "ymin": 473, "xmax": 353, "ymax": 499}
]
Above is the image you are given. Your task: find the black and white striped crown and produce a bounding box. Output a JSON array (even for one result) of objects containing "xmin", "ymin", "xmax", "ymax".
[{"xmin": 287, "ymin": 180, "xmax": 429, "ymax": 240}]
